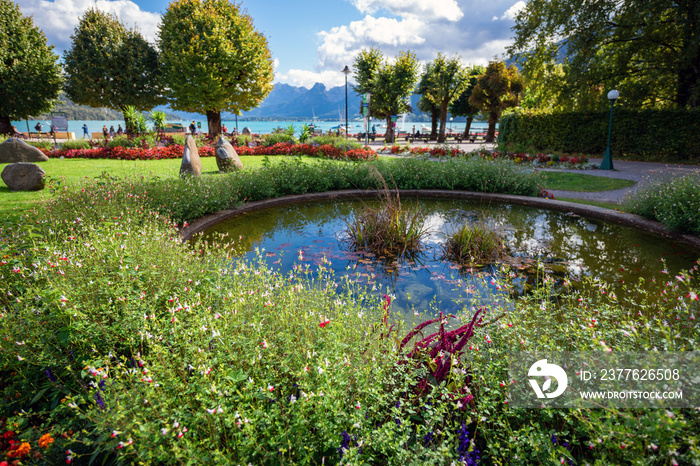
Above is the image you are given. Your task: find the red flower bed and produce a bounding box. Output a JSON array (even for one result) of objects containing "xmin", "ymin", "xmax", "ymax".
[{"xmin": 44, "ymin": 143, "xmax": 376, "ymax": 161}]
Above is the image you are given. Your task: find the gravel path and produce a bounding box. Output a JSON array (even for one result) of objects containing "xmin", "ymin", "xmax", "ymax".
[{"xmin": 541, "ymin": 158, "xmax": 700, "ymax": 205}]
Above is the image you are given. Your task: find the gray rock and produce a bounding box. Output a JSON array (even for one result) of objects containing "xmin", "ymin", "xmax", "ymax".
[
  {"xmin": 1, "ymin": 162, "xmax": 46, "ymax": 191},
  {"xmin": 0, "ymin": 138, "xmax": 49, "ymax": 163},
  {"xmin": 241, "ymin": 127, "xmax": 251, "ymax": 135},
  {"xmin": 215, "ymin": 137, "xmax": 243, "ymax": 172},
  {"xmin": 180, "ymin": 135, "xmax": 202, "ymax": 177}
]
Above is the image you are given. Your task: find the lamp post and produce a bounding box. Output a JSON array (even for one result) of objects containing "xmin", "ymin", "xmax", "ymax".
[
  {"xmin": 342, "ymin": 66, "xmax": 351, "ymax": 139},
  {"xmin": 600, "ymin": 89, "xmax": 619, "ymax": 170}
]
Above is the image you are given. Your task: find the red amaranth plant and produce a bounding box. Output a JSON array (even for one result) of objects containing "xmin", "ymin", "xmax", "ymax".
[{"xmin": 399, "ymin": 310, "xmax": 485, "ymax": 408}]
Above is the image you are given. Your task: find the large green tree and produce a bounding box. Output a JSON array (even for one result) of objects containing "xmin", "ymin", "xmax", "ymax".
[
  {"xmin": 0, "ymin": 0, "xmax": 63, "ymax": 135},
  {"xmin": 353, "ymin": 48, "xmax": 420, "ymax": 143},
  {"xmin": 418, "ymin": 54, "xmax": 468, "ymax": 142},
  {"xmin": 448, "ymin": 65, "xmax": 485, "ymax": 138},
  {"xmin": 509, "ymin": 0, "xmax": 700, "ymax": 109},
  {"xmin": 63, "ymin": 9, "xmax": 165, "ymax": 132},
  {"xmin": 159, "ymin": 0, "xmax": 274, "ymax": 137},
  {"xmin": 469, "ymin": 61, "xmax": 524, "ymax": 142}
]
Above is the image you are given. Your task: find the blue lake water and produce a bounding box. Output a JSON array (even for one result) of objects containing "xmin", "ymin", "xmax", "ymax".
[{"xmin": 12, "ymin": 119, "xmax": 489, "ymax": 137}]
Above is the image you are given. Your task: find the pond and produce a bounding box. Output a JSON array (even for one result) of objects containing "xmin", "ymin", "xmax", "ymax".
[{"xmin": 200, "ymin": 197, "xmax": 700, "ymax": 316}]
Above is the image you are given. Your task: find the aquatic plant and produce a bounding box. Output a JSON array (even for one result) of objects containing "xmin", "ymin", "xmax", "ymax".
[
  {"xmin": 441, "ymin": 220, "xmax": 506, "ymax": 266},
  {"xmin": 344, "ymin": 188, "xmax": 428, "ymax": 258}
]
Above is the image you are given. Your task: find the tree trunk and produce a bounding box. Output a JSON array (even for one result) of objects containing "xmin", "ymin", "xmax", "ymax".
[
  {"xmin": 429, "ymin": 107, "xmax": 439, "ymax": 140},
  {"xmin": 437, "ymin": 101, "xmax": 448, "ymax": 143},
  {"xmin": 486, "ymin": 112, "xmax": 498, "ymax": 143},
  {"xmin": 207, "ymin": 110, "xmax": 222, "ymax": 137},
  {"xmin": 0, "ymin": 116, "xmax": 14, "ymax": 136},
  {"xmin": 462, "ymin": 116, "xmax": 474, "ymax": 138},
  {"xmin": 384, "ymin": 114, "xmax": 394, "ymax": 143}
]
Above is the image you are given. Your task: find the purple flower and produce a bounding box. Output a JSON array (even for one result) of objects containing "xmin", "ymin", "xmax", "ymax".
[
  {"xmin": 95, "ymin": 392, "xmax": 105, "ymax": 410},
  {"xmin": 458, "ymin": 422, "xmax": 480, "ymax": 465},
  {"xmin": 45, "ymin": 367, "xmax": 57, "ymax": 382},
  {"xmin": 337, "ymin": 431, "xmax": 351, "ymax": 458}
]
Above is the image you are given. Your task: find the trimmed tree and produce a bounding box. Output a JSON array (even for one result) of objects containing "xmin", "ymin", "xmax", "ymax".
[
  {"xmin": 0, "ymin": 0, "xmax": 63, "ymax": 135},
  {"xmin": 63, "ymin": 9, "xmax": 165, "ymax": 133},
  {"xmin": 469, "ymin": 61, "xmax": 524, "ymax": 143},
  {"xmin": 419, "ymin": 54, "xmax": 468, "ymax": 143},
  {"xmin": 449, "ymin": 65, "xmax": 485, "ymax": 137},
  {"xmin": 353, "ymin": 48, "xmax": 420, "ymax": 143},
  {"xmin": 159, "ymin": 0, "xmax": 274, "ymax": 137}
]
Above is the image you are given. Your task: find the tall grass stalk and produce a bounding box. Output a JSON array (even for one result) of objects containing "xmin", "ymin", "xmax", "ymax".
[{"xmin": 442, "ymin": 220, "xmax": 506, "ymax": 266}]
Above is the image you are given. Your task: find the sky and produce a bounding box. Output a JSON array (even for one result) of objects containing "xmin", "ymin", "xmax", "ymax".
[{"xmin": 16, "ymin": 0, "xmax": 526, "ymax": 89}]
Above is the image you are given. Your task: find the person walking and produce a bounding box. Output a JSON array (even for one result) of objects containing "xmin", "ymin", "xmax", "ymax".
[
  {"xmin": 189, "ymin": 121, "xmax": 196, "ymax": 135},
  {"xmin": 103, "ymin": 125, "xmax": 109, "ymax": 139},
  {"xmin": 82, "ymin": 124, "xmax": 89, "ymax": 138},
  {"xmin": 117, "ymin": 125, "xmax": 123, "ymax": 136}
]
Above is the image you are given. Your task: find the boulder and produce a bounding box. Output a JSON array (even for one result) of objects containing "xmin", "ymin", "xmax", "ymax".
[
  {"xmin": 241, "ymin": 127, "xmax": 251, "ymax": 135},
  {"xmin": 0, "ymin": 138, "xmax": 49, "ymax": 163},
  {"xmin": 180, "ymin": 135, "xmax": 202, "ymax": 177},
  {"xmin": 215, "ymin": 137, "xmax": 243, "ymax": 172},
  {"xmin": 1, "ymin": 162, "xmax": 46, "ymax": 191}
]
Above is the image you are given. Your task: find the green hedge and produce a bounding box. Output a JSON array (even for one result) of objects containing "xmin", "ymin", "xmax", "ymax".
[{"xmin": 500, "ymin": 108, "xmax": 700, "ymax": 162}]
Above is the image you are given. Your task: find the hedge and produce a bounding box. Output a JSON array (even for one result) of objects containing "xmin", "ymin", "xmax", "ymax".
[{"xmin": 499, "ymin": 108, "xmax": 700, "ymax": 162}]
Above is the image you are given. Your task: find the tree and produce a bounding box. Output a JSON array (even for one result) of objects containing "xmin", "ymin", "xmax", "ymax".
[
  {"xmin": 159, "ymin": 0, "xmax": 274, "ymax": 137},
  {"xmin": 63, "ymin": 9, "xmax": 165, "ymax": 132},
  {"xmin": 469, "ymin": 61, "xmax": 524, "ymax": 142},
  {"xmin": 508, "ymin": 0, "xmax": 700, "ymax": 109},
  {"xmin": 448, "ymin": 65, "xmax": 485, "ymax": 138},
  {"xmin": 419, "ymin": 54, "xmax": 468, "ymax": 142},
  {"xmin": 353, "ymin": 48, "xmax": 420, "ymax": 143},
  {"xmin": 417, "ymin": 95, "xmax": 439, "ymax": 141},
  {"xmin": 0, "ymin": 0, "xmax": 63, "ymax": 135}
]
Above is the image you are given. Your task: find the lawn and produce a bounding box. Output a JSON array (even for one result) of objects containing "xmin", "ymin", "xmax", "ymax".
[{"xmin": 536, "ymin": 171, "xmax": 637, "ymax": 191}]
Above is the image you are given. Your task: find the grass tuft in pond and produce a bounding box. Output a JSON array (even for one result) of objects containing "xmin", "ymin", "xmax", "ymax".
[
  {"xmin": 441, "ymin": 220, "xmax": 506, "ymax": 266},
  {"xmin": 344, "ymin": 188, "xmax": 428, "ymax": 259}
]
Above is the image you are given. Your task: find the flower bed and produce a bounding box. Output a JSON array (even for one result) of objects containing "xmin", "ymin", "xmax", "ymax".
[
  {"xmin": 44, "ymin": 142, "xmax": 377, "ymax": 162},
  {"xmin": 379, "ymin": 145, "xmax": 590, "ymax": 167}
]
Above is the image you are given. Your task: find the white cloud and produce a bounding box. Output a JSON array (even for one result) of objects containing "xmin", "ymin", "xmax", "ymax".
[
  {"xmin": 276, "ymin": 69, "xmax": 349, "ymax": 89},
  {"xmin": 493, "ymin": 1, "xmax": 526, "ymax": 21},
  {"xmin": 16, "ymin": 0, "xmax": 161, "ymax": 52},
  {"xmin": 350, "ymin": 0, "xmax": 463, "ymax": 22},
  {"xmin": 317, "ymin": 15, "xmax": 426, "ymax": 69}
]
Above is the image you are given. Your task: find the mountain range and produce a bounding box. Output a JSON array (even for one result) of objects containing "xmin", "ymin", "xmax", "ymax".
[{"xmin": 38, "ymin": 84, "xmax": 438, "ymax": 122}]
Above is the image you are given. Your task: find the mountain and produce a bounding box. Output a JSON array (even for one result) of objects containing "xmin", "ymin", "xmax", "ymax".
[
  {"xmin": 34, "ymin": 93, "xmax": 181, "ymax": 121},
  {"xmin": 35, "ymin": 85, "xmax": 439, "ymax": 122}
]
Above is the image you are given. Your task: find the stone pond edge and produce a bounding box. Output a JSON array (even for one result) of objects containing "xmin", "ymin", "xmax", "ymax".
[{"xmin": 180, "ymin": 189, "xmax": 700, "ymax": 250}]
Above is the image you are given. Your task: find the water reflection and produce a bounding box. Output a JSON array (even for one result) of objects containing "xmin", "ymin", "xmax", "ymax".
[{"xmin": 200, "ymin": 198, "xmax": 700, "ymax": 316}]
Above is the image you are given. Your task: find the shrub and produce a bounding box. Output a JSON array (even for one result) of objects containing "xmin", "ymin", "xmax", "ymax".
[
  {"xmin": 261, "ymin": 132, "xmax": 295, "ymax": 146},
  {"xmin": 60, "ymin": 139, "xmax": 91, "ymax": 150},
  {"xmin": 623, "ymin": 173, "xmax": 700, "ymax": 235},
  {"xmin": 500, "ymin": 108, "xmax": 700, "ymax": 162}
]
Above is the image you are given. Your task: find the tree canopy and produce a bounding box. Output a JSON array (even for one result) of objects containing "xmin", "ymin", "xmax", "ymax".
[
  {"xmin": 449, "ymin": 65, "xmax": 485, "ymax": 137},
  {"xmin": 353, "ymin": 47, "xmax": 420, "ymax": 143},
  {"xmin": 418, "ymin": 54, "xmax": 468, "ymax": 142},
  {"xmin": 0, "ymin": 0, "xmax": 63, "ymax": 134},
  {"xmin": 63, "ymin": 9, "xmax": 165, "ymax": 130},
  {"xmin": 158, "ymin": 0, "xmax": 274, "ymax": 137},
  {"xmin": 509, "ymin": 0, "xmax": 700, "ymax": 110},
  {"xmin": 469, "ymin": 61, "xmax": 524, "ymax": 142}
]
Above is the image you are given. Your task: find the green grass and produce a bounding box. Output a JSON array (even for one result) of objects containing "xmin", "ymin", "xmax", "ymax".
[
  {"xmin": 0, "ymin": 155, "xmax": 329, "ymax": 221},
  {"xmin": 556, "ymin": 197, "xmax": 623, "ymax": 210},
  {"xmin": 537, "ymin": 171, "xmax": 636, "ymax": 191}
]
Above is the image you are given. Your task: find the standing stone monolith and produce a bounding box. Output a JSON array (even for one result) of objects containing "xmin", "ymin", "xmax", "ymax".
[
  {"xmin": 0, "ymin": 138, "xmax": 49, "ymax": 163},
  {"xmin": 180, "ymin": 135, "xmax": 202, "ymax": 177},
  {"xmin": 215, "ymin": 137, "xmax": 243, "ymax": 172},
  {"xmin": 1, "ymin": 162, "xmax": 46, "ymax": 191}
]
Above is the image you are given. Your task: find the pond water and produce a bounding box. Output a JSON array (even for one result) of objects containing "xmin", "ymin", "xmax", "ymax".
[{"xmin": 200, "ymin": 197, "xmax": 700, "ymax": 316}]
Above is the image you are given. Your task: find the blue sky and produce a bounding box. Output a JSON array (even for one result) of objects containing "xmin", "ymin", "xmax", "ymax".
[{"xmin": 17, "ymin": 0, "xmax": 525, "ymax": 89}]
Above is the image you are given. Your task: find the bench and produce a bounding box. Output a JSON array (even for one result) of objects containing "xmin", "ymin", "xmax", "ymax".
[{"xmin": 356, "ymin": 132, "xmax": 377, "ymax": 142}]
